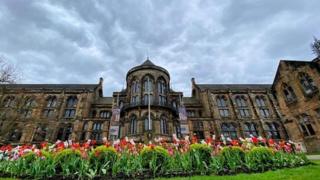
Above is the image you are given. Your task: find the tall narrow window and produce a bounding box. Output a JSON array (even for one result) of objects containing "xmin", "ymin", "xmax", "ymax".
[
  {"xmin": 56, "ymin": 124, "xmax": 73, "ymax": 141},
  {"xmin": 21, "ymin": 97, "xmax": 35, "ymax": 118},
  {"xmin": 64, "ymin": 96, "xmax": 78, "ymax": 119},
  {"xmin": 43, "ymin": 96, "xmax": 57, "ymax": 118},
  {"xmin": 193, "ymin": 121, "xmax": 204, "ymax": 139},
  {"xmin": 265, "ymin": 122, "xmax": 281, "ymax": 139},
  {"xmin": 2, "ymin": 96, "xmax": 15, "ymax": 108},
  {"xmin": 221, "ymin": 123, "xmax": 237, "ymax": 139},
  {"xmin": 255, "ymin": 96, "xmax": 270, "ymax": 118},
  {"xmin": 299, "ymin": 114, "xmax": 315, "ymax": 137},
  {"xmin": 282, "ymin": 84, "xmax": 297, "ymax": 103},
  {"xmin": 143, "ymin": 76, "xmax": 153, "ymax": 105},
  {"xmin": 243, "ymin": 122, "xmax": 258, "ymax": 137},
  {"xmin": 131, "ymin": 80, "xmax": 140, "ymax": 105},
  {"xmin": 100, "ymin": 111, "xmax": 110, "ymax": 118},
  {"xmin": 235, "ymin": 96, "xmax": 250, "ymax": 118},
  {"xmin": 91, "ymin": 122, "xmax": 103, "ymax": 141},
  {"xmin": 160, "ymin": 115, "xmax": 168, "ymax": 134},
  {"xmin": 80, "ymin": 122, "xmax": 88, "ymax": 141},
  {"xmin": 299, "ymin": 73, "xmax": 317, "ymax": 95},
  {"xmin": 130, "ymin": 115, "xmax": 137, "ymax": 134},
  {"xmin": 216, "ymin": 96, "xmax": 229, "ymax": 117},
  {"xmin": 157, "ymin": 77, "xmax": 167, "ymax": 105}
]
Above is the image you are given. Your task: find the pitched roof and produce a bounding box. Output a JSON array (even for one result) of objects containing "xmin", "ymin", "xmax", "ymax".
[
  {"xmin": 197, "ymin": 84, "xmax": 272, "ymax": 91},
  {"xmin": 0, "ymin": 84, "xmax": 100, "ymax": 90},
  {"xmin": 126, "ymin": 59, "xmax": 170, "ymax": 78}
]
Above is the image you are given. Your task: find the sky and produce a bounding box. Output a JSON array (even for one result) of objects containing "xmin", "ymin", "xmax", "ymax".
[{"xmin": 0, "ymin": 0, "xmax": 319, "ymax": 96}]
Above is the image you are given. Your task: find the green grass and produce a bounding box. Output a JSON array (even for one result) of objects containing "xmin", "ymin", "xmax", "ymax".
[{"xmin": 158, "ymin": 161, "xmax": 320, "ymax": 180}]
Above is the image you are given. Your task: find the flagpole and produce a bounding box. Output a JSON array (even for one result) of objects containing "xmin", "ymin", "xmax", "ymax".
[{"xmin": 148, "ymin": 77, "xmax": 151, "ymax": 130}]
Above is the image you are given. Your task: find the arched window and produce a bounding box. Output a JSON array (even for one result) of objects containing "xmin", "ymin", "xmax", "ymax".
[
  {"xmin": 243, "ymin": 122, "xmax": 258, "ymax": 137},
  {"xmin": 91, "ymin": 122, "xmax": 103, "ymax": 141},
  {"xmin": 143, "ymin": 76, "xmax": 154, "ymax": 105},
  {"xmin": 282, "ymin": 84, "xmax": 297, "ymax": 103},
  {"xmin": 3, "ymin": 96, "xmax": 15, "ymax": 108},
  {"xmin": 265, "ymin": 122, "xmax": 281, "ymax": 139},
  {"xmin": 255, "ymin": 96, "xmax": 270, "ymax": 118},
  {"xmin": 33, "ymin": 125, "xmax": 48, "ymax": 142},
  {"xmin": 131, "ymin": 79, "xmax": 140, "ymax": 105},
  {"xmin": 235, "ymin": 96, "xmax": 250, "ymax": 118},
  {"xmin": 160, "ymin": 115, "xmax": 168, "ymax": 134},
  {"xmin": 80, "ymin": 122, "xmax": 88, "ymax": 141},
  {"xmin": 172, "ymin": 100, "xmax": 177, "ymax": 109},
  {"xmin": 43, "ymin": 96, "xmax": 56, "ymax": 118},
  {"xmin": 56, "ymin": 124, "xmax": 73, "ymax": 141},
  {"xmin": 221, "ymin": 123, "xmax": 237, "ymax": 139},
  {"xmin": 130, "ymin": 115, "xmax": 137, "ymax": 134},
  {"xmin": 64, "ymin": 96, "xmax": 78, "ymax": 119},
  {"xmin": 299, "ymin": 73, "xmax": 317, "ymax": 95},
  {"xmin": 299, "ymin": 114, "xmax": 315, "ymax": 137},
  {"xmin": 21, "ymin": 97, "xmax": 35, "ymax": 118},
  {"xmin": 193, "ymin": 121, "xmax": 204, "ymax": 139},
  {"xmin": 216, "ymin": 95, "xmax": 229, "ymax": 117},
  {"xmin": 157, "ymin": 77, "xmax": 167, "ymax": 105},
  {"xmin": 144, "ymin": 116, "xmax": 152, "ymax": 131},
  {"xmin": 99, "ymin": 111, "xmax": 110, "ymax": 118}
]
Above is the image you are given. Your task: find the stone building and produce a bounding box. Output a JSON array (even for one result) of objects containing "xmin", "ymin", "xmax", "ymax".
[{"xmin": 0, "ymin": 58, "xmax": 319, "ymax": 152}]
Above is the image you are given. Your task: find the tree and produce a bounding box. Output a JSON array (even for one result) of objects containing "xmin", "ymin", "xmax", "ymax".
[
  {"xmin": 0, "ymin": 56, "xmax": 17, "ymax": 84},
  {"xmin": 311, "ymin": 37, "xmax": 320, "ymax": 58}
]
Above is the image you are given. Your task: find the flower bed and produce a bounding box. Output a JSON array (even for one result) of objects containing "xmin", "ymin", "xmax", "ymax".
[{"xmin": 0, "ymin": 136, "xmax": 310, "ymax": 179}]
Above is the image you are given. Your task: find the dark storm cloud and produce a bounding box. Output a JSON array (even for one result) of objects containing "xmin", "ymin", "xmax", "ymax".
[{"xmin": 0, "ymin": 0, "xmax": 319, "ymax": 96}]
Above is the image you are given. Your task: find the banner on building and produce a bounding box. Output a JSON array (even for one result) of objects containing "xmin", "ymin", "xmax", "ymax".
[
  {"xmin": 178, "ymin": 105, "xmax": 188, "ymax": 121},
  {"xmin": 109, "ymin": 126, "xmax": 119, "ymax": 136},
  {"xmin": 111, "ymin": 108, "xmax": 120, "ymax": 122},
  {"xmin": 180, "ymin": 124, "xmax": 189, "ymax": 134}
]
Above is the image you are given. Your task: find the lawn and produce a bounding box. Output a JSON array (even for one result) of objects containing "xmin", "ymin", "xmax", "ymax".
[{"xmin": 159, "ymin": 160, "xmax": 320, "ymax": 180}]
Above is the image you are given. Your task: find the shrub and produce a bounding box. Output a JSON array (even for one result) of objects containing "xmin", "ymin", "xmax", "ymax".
[
  {"xmin": 220, "ymin": 146, "xmax": 246, "ymax": 174},
  {"xmin": 54, "ymin": 149, "xmax": 86, "ymax": 178},
  {"xmin": 90, "ymin": 146, "xmax": 118, "ymax": 175},
  {"xmin": 112, "ymin": 151, "xmax": 143, "ymax": 178},
  {"xmin": 140, "ymin": 146, "xmax": 170, "ymax": 176},
  {"xmin": 246, "ymin": 147, "xmax": 274, "ymax": 172},
  {"xmin": 189, "ymin": 143, "xmax": 212, "ymax": 174}
]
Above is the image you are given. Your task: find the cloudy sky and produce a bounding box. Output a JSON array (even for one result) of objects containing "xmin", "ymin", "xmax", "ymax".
[{"xmin": 0, "ymin": 0, "xmax": 319, "ymax": 96}]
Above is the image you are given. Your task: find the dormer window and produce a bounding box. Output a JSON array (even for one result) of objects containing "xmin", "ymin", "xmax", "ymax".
[
  {"xmin": 282, "ymin": 84, "xmax": 297, "ymax": 103},
  {"xmin": 299, "ymin": 72, "xmax": 317, "ymax": 96}
]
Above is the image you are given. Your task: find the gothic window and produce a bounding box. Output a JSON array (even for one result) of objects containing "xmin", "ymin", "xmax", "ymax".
[
  {"xmin": 172, "ymin": 100, "xmax": 177, "ymax": 109},
  {"xmin": 255, "ymin": 96, "xmax": 270, "ymax": 118},
  {"xmin": 157, "ymin": 77, "xmax": 167, "ymax": 105},
  {"xmin": 299, "ymin": 115, "xmax": 316, "ymax": 137},
  {"xmin": 216, "ymin": 96, "xmax": 230, "ymax": 117},
  {"xmin": 21, "ymin": 97, "xmax": 35, "ymax": 118},
  {"xmin": 3, "ymin": 96, "xmax": 15, "ymax": 108},
  {"xmin": 130, "ymin": 115, "xmax": 137, "ymax": 135},
  {"xmin": 282, "ymin": 84, "xmax": 297, "ymax": 103},
  {"xmin": 33, "ymin": 125, "xmax": 48, "ymax": 142},
  {"xmin": 187, "ymin": 110, "xmax": 195, "ymax": 117},
  {"xmin": 56, "ymin": 124, "xmax": 73, "ymax": 141},
  {"xmin": 243, "ymin": 122, "xmax": 258, "ymax": 137},
  {"xmin": 176, "ymin": 123, "xmax": 182, "ymax": 138},
  {"xmin": 80, "ymin": 122, "xmax": 88, "ymax": 141},
  {"xmin": 43, "ymin": 96, "xmax": 57, "ymax": 118},
  {"xmin": 160, "ymin": 115, "xmax": 168, "ymax": 134},
  {"xmin": 265, "ymin": 122, "xmax": 281, "ymax": 139},
  {"xmin": 299, "ymin": 72, "xmax": 317, "ymax": 95},
  {"xmin": 100, "ymin": 111, "xmax": 111, "ymax": 118},
  {"xmin": 131, "ymin": 80, "xmax": 140, "ymax": 105},
  {"xmin": 143, "ymin": 76, "xmax": 154, "ymax": 105},
  {"xmin": 193, "ymin": 121, "xmax": 204, "ymax": 139},
  {"xmin": 235, "ymin": 96, "xmax": 251, "ymax": 118},
  {"xmin": 221, "ymin": 123, "xmax": 237, "ymax": 139},
  {"xmin": 144, "ymin": 116, "xmax": 152, "ymax": 131},
  {"xmin": 91, "ymin": 122, "xmax": 103, "ymax": 141},
  {"xmin": 64, "ymin": 96, "xmax": 78, "ymax": 119}
]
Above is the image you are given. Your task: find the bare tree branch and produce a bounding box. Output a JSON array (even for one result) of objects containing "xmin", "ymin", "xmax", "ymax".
[
  {"xmin": 0, "ymin": 56, "xmax": 17, "ymax": 84},
  {"xmin": 311, "ymin": 37, "xmax": 320, "ymax": 58}
]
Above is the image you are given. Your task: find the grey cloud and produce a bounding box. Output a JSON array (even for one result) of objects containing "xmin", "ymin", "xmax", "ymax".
[{"xmin": 0, "ymin": 0, "xmax": 319, "ymax": 96}]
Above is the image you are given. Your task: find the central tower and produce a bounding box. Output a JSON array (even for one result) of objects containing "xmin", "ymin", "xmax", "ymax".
[{"xmin": 109, "ymin": 59, "xmax": 183, "ymax": 142}]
